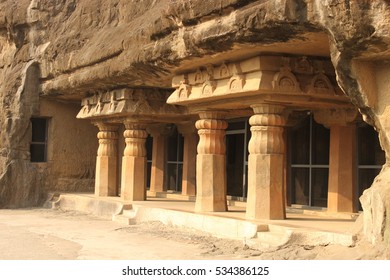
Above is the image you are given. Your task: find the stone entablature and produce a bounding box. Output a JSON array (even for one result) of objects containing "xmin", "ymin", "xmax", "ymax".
[
  {"xmin": 167, "ymin": 56, "xmax": 351, "ymax": 110},
  {"xmin": 77, "ymin": 88, "xmax": 186, "ymax": 120}
]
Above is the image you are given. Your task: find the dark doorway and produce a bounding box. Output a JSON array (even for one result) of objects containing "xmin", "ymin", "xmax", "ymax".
[{"xmin": 30, "ymin": 118, "xmax": 49, "ymax": 162}]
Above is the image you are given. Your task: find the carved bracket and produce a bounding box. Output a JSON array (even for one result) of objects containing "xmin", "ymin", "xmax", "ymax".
[
  {"xmin": 313, "ymin": 108, "xmax": 359, "ymax": 127},
  {"xmin": 308, "ymin": 73, "xmax": 335, "ymax": 95}
]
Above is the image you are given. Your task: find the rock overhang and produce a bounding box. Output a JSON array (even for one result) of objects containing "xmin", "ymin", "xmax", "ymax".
[{"xmin": 36, "ymin": 0, "xmax": 331, "ymax": 100}]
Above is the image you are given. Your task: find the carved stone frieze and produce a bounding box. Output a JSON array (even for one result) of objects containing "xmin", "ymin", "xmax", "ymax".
[
  {"xmin": 294, "ymin": 56, "xmax": 314, "ymax": 74},
  {"xmin": 167, "ymin": 55, "xmax": 347, "ymax": 109},
  {"xmin": 228, "ymin": 74, "xmax": 245, "ymax": 92},
  {"xmin": 218, "ymin": 62, "xmax": 230, "ymax": 79},
  {"xmin": 177, "ymin": 75, "xmax": 192, "ymax": 99},
  {"xmin": 272, "ymin": 66, "xmax": 300, "ymax": 93},
  {"xmin": 201, "ymin": 65, "xmax": 217, "ymax": 96},
  {"xmin": 77, "ymin": 88, "xmax": 185, "ymax": 119},
  {"xmin": 308, "ymin": 73, "xmax": 336, "ymax": 95},
  {"xmin": 228, "ymin": 62, "xmax": 245, "ymax": 92}
]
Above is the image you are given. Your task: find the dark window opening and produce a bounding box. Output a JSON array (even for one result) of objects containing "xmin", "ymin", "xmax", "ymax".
[
  {"xmin": 226, "ymin": 119, "xmax": 250, "ymax": 198},
  {"xmin": 146, "ymin": 135, "xmax": 153, "ymax": 189},
  {"xmin": 166, "ymin": 126, "xmax": 184, "ymax": 192},
  {"xmin": 289, "ymin": 113, "xmax": 330, "ymax": 207},
  {"xmin": 30, "ymin": 118, "xmax": 49, "ymax": 162}
]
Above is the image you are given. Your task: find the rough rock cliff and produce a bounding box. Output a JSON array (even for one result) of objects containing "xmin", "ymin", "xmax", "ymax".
[
  {"xmin": 1, "ymin": 0, "xmax": 390, "ymax": 245},
  {"xmin": 0, "ymin": 0, "xmax": 44, "ymax": 207}
]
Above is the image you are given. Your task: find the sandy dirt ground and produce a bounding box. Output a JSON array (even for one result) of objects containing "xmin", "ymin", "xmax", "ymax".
[{"xmin": 0, "ymin": 208, "xmax": 388, "ymax": 260}]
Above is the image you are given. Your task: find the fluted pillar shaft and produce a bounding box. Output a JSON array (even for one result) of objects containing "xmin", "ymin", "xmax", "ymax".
[
  {"xmin": 95, "ymin": 123, "xmax": 119, "ymax": 197},
  {"xmin": 121, "ymin": 122, "xmax": 148, "ymax": 201},
  {"xmin": 195, "ymin": 111, "xmax": 227, "ymax": 212},
  {"xmin": 246, "ymin": 105, "xmax": 286, "ymax": 220}
]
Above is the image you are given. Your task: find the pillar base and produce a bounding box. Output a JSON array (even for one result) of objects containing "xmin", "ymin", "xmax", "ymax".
[
  {"xmin": 195, "ymin": 154, "xmax": 227, "ymax": 212},
  {"xmin": 246, "ymin": 154, "xmax": 285, "ymax": 220},
  {"xmin": 95, "ymin": 156, "xmax": 117, "ymax": 197},
  {"xmin": 121, "ymin": 156, "xmax": 146, "ymax": 201}
]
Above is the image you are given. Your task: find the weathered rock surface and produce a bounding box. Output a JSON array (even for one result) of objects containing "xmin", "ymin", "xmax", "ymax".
[
  {"xmin": 312, "ymin": 1, "xmax": 390, "ymax": 246},
  {"xmin": 0, "ymin": 0, "xmax": 45, "ymax": 207},
  {"xmin": 1, "ymin": 0, "xmax": 390, "ymax": 246}
]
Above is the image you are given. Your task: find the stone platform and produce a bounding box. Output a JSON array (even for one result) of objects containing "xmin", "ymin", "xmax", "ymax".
[{"xmin": 46, "ymin": 193, "xmax": 359, "ymax": 249}]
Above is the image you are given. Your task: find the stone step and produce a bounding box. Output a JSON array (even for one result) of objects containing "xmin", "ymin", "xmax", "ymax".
[
  {"xmin": 112, "ymin": 209, "xmax": 137, "ymax": 225},
  {"xmin": 255, "ymin": 230, "xmax": 291, "ymax": 247},
  {"xmin": 253, "ymin": 225, "xmax": 356, "ymax": 248},
  {"xmin": 147, "ymin": 191, "xmax": 195, "ymax": 202}
]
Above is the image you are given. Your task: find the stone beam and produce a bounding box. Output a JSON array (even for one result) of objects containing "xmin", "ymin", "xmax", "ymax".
[{"xmin": 77, "ymin": 88, "xmax": 186, "ymax": 120}]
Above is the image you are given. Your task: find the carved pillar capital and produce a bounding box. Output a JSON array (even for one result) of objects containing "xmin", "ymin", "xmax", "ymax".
[
  {"xmin": 94, "ymin": 122, "xmax": 119, "ymax": 132},
  {"xmin": 197, "ymin": 110, "xmax": 227, "ymax": 120},
  {"xmin": 94, "ymin": 122, "xmax": 119, "ymax": 157},
  {"xmin": 123, "ymin": 119, "xmax": 147, "ymax": 130},
  {"xmin": 123, "ymin": 122, "xmax": 148, "ymax": 157},
  {"xmin": 177, "ymin": 121, "xmax": 197, "ymax": 136},
  {"xmin": 146, "ymin": 123, "xmax": 173, "ymax": 137},
  {"xmin": 248, "ymin": 105, "xmax": 286, "ymax": 155},
  {"xmin": 195, "ymin": 111, "xmax": 227, "ymax": 155},
  {"xmin": 285, "ymin": 111, "xmax": 310, "ymax": 127},
  {"xmin": 313, "ymin": 108, "xmax": 358, "ymax": 127},
  {"xmin": 251, "ymin": 104, "xmax": 285, "ymax": 115}
]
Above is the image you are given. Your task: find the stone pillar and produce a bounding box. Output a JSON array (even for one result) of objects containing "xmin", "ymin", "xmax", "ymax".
[
  {"xmin": 147, "ymin": 124, "xmax": 169, "ymax": 195},
  {"xmin": 314, "ymin": 109, "xmax": 358, "ymax": 213},
  {"xmin": 94, "ymin": 123, "xmax": 119, "ymax": 197},
  {"xmin": 246, "ymin": 105, "xmax": 286, "ymax": 220},
  {"xmin": 195, "ymin": 111, "xmax": 227, "ymax": 212},
  {"xmin": 178, "ymin": 122, "xmax": 198, "ymax": 196},
  {"xmin": 328, "ymin": 125, "xmax": 357, "ymax": 212},
  {"xmin": 121, "ymin": 121, "xmax": 148, "ymax": 201}
]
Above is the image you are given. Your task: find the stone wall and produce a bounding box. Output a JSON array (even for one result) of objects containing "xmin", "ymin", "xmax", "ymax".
[{"xmin": 38, "ymin": 99, "xmax": 98, "ymax": 193}]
